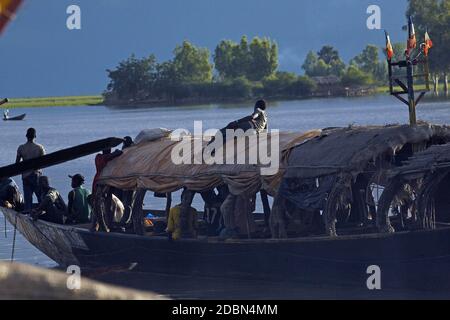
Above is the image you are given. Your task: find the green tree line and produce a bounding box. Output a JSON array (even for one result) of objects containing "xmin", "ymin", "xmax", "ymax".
[
  {"xmin": 407, "ymin": 0, "xmax": 450, "ymax": 95},
  {"xmin": 105, "ymin": 35, "xmax": 392, "ymax": 104}
]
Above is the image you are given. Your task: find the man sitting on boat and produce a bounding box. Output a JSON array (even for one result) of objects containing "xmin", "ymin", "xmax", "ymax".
[
  {"xmin": 166, "ymin": 189, "xmax": 198, "ymax": 240},
  {"xmin": 228, "ymin": 99, "xmax": 268, "ymax": 133},
  {"xmin": 122, "ymin": 136, "xmax": 135, "ymax": 150},
  {"xmin": 66, "ymin": 174, "xmax": 91, "ymax": 224},
  {"xmin": 3, "ymin": 109, "xmax": 9, "ymax": 120},
  {"xmin": 31, "ymin": 176, "xmax": 67, "ymax": 224},
  {"xmin": 209, "ymin": 99, "xmax": 268, "ymax": 147},
  {"xmin": 219, "ymin": 193, "xmax": 257, "ymax": 240},
  {"xmin": 0, "ymin": 177, "xmax": 24, "ymax": 211},
  {"xmin": 90, "ymin": 187, "xmax": 126, "ymax": 232}
]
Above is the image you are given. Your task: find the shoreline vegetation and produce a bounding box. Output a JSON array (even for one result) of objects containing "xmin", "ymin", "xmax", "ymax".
[
  {"xmin": 5, "ymin": 95, "xmax": 103, "ymax": 108},
  {"xmin": 102, "ymin": 37, "xmax": 389, "ymax": 107},
  {"xmin": 102, "ymin": 35, "xmax": 448, "ymax": 106},
  {"xmin": 3, "ymin": 84, "xmax": 448, "ymax": 109}
]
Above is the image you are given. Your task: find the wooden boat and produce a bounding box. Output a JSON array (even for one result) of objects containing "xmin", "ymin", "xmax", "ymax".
[
  {"xmin": 3, "ymin": 113, "xmax": 26, "ymax": 121},
  {"xmin": 3, "ymin": 124, "xmax": 450, "ymax": 292},
  {"xmin": 3, "ymin": 207, "xmax": 450, "ymax": 292}
]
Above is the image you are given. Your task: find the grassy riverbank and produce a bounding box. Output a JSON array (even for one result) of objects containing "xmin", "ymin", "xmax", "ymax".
[
  {"xmin": 5, "ymin": 95, "xmax": 103, "ymax": 108},
  {"xmin": 3, "ymin": 87, "xmax": 448, "ymax": 109},
  {"xmin": 375, "ymin": 83, "xmax": 447, "ymax": 94}
]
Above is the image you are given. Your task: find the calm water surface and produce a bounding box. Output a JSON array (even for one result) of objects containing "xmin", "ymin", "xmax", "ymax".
[{"xmin": 0, "ymin": 95, "xmax": 449, "ymax": 297}]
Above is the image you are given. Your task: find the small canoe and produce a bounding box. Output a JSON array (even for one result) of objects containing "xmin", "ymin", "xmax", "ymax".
[{"xmin": 3, "ymin": 113, "xmax": 26, "ymax": 121}]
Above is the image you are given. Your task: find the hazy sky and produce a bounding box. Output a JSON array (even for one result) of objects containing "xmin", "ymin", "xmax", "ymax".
[{"xmin": 0, "ymin": 0, "xmax": 408, "ymax": 97}]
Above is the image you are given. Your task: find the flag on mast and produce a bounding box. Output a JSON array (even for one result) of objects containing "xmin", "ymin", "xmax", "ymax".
[
  {"xmin": 0, "ymin": 0, "xmax": 23, "ymax": 35},
  {"xmin": 406, "ymin": 16, "xmax": 417, "ymax": 55},
  {"xmin": 385, "ymin": 31, "xmax": 394, "ymax": 60},
  {"xmin": 424, "ymin": 30, "xmax": 433, "ymax": 56}
]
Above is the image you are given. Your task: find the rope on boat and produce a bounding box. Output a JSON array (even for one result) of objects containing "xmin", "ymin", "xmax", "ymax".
[
  {"xmin": 4, "ymin": 214, "xmax": 6, "ymax": 238},
  {"xmin": 10, "ymin": 213, "xmax": 17, "ymax": 262}
]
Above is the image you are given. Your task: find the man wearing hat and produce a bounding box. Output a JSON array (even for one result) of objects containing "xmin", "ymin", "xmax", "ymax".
[
  {"xmin": 67, "ymin": 173, "xmax": 91, "ymax": 224},
  {"xmin": 16, "ymin": 128, "xmax": 46, "ymax": 211}
]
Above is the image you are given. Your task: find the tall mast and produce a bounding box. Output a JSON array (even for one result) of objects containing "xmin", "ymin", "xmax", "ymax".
[{"xmin": 386, "ymin": 16, "xmax": 432, "ymax": 126}]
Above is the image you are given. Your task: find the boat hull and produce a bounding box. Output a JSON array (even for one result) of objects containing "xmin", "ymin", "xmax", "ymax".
[
  {"xmin": 3, "ymin": 207, "xmax": 450, "ymax": 292},
  {"xmin": 3, "ymin": 113, "xmax": 26, "ymax": 121}
]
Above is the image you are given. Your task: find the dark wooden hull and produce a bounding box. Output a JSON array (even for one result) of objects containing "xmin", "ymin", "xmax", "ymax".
[
  {"xmin": 3, "ymin": 207, "xmax": 450, "ymax": 292},
  {"xmin": 3, "ymin": 113, "xmax": 26, "ymax": 121}
]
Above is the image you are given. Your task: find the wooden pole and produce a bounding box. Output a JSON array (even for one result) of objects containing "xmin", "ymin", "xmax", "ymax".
[
  {"xmin": 406, "ymin": 58, "xmax": 417, "ymax": 126},
  {"xmin": 10, "ymin": 214, "xmax": 17, "ymax": 262},
  {"xmin": 388, "ymin": 61, "xmax": 394, "ymax": 94},
  {"xmin": 165, "ymin": 192, "xmax": 172, "ymax": 219},
  {"xmin": 4, "ymin": 214, "xmax": 7, "ymax": 238},
  {"xmin": 424, "ymin": 57, "xmax": 431, "ymax": 91},
  {"xmin": 260, "ymin": 190, "xmax": 271, "ymax": 227}
]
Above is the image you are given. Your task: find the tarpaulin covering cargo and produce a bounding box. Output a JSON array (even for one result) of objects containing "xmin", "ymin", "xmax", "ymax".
[{"xmin": 98, "ymin": 130, "xmax": 320, "ymax": 196}]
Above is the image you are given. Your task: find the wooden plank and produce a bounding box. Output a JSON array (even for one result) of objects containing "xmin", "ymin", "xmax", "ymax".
[
  {"xmin": 394, "ymin": 79, "xmax": 409, "ymax": 93},
  {"xmin": 0, "ymin": 137, "xmax": 124, "ymax": 178},
  {"xmin": 415, "ymin": 91, "xmax": 426, "ymax": 107},
  {"xmin": 393, "ymin": 93, "xmax": 409, "ymax": 106}
]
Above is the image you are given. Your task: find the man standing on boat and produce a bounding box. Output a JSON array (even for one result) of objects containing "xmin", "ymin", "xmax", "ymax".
[
  {"xmin": 16, "ymin": 128, "xmax": 46, "ymax": 212},
  {"xmin": 66, "ymin": 174, "xmax": 91, "ymax": 224},
  {"xmin": 92, "ymin": 148, "xmax": 123, "ymax": 195}
]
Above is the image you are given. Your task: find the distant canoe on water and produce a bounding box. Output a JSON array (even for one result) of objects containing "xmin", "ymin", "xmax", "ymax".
[{"xmin": 3, "ymin": 113, "xmax": 26, "ymax": 121}]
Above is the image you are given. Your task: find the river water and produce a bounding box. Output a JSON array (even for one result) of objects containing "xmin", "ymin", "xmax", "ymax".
[{"xmin": 1, "ymin": 94, "xmax": 449, "ymax": 297}]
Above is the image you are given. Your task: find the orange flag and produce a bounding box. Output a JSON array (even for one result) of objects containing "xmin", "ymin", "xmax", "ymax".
[
  {"xmin": 0, "ymin": 0, "xmax": 23, "ymax": 35},
  {"xmin": 385, "ymin": 31, "xmax": 394, "ymax": 61},
  {"xmin": 406, "ymin": 16, "xmax": 417, "ymax": 55},
  {"xmin": 424, "ymin": 31, "xmax": 433, "ymax": 56}
]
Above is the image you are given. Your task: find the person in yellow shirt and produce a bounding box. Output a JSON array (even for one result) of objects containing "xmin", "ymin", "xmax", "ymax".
[{"xmin": 167, "ymin": 190, "xmax": 198, "ymax": 240}]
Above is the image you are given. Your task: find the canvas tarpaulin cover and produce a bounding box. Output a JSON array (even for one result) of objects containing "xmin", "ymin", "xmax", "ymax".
[
  {"xmin": 98, "ymin": 130, "xmax": 320, "ymax": 196},
  {"xmin": 280, "ymin": 123, "xmax": 450, "ymax": 210},
  {"xmin": 284, "ymin": 123, "xmax": 450, "ymax": 179},
  {"xmin": 389, "ymin": 142, "xmax": 450, "ymax": 180}
]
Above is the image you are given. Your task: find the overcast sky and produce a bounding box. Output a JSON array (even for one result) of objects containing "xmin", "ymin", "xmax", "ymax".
[{"xmin": 0, "ymin": 0, "xmax": 408, "ymax": 97}]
